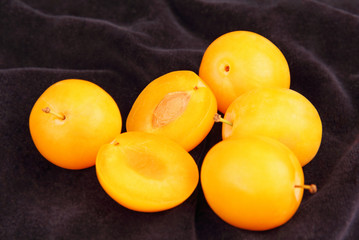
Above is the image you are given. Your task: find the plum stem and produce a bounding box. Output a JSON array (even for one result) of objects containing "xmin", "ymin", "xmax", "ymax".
[
  {"xmin": 42, "ymin": 107, "xmax": 66, "ymax": 120},
  {"xmin": 213, "ymin": 113, "xmax": 233, "ymax": 126},
  {"xmin": 294, "ymin": 184, "xmax": 317, "ymax": 194}
]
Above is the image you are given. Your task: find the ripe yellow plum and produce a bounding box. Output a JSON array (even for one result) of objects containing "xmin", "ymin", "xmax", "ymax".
[
  {"xmin": 218, "ymin": 87, "xmax": 322, "ymax": 166},
  {"xmin": 96, "ymin": 131, "xmax": 199, "ymax": 212},
  {"xmin": 201, "ymin": 136, "xmax": 316, "ymax": 231},
  {"xmin": 29, "ymin": 79, "xmax": 122, "ymax": 170},
  {"xmin": 199, "ymin": 30, "xmax": 290, "ymax": 113},
  {"xmin": 126, "ymin": 70, "xmax": 217, "ymax": 152}
]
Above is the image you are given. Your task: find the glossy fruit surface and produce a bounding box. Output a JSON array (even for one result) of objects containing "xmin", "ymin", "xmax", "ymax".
[
  {"xmin": 126, "ymin": 70, "xmax": 217, "ymax": 151},
  {"xmin": 96, "ymin": 131, "xmax": 199, "ymax": 212},
  {"xmin": 29, "ymin": 79, "xmax": 122, "ymax": 170},
  {"xmin": 199, "ymin": 30, "xmax": 290, "ymax": 113},
  {"xmin": 222, "ymin": 87, "xmax": 322, "ymax": 166},
  {"xmin": 201, "ymin": 136, "xmax": 304, "ymax": 231}
]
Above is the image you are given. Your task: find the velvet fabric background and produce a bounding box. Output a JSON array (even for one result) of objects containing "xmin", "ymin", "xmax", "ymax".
[{"xmin": 1, "ymin": 0, "xmax": 358, "ymax": 239}]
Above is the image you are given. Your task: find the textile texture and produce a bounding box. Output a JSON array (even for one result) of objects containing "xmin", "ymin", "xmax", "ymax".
[{"xmin": 1, "ymin": 0, "xmax": 358, "ymax": 239}]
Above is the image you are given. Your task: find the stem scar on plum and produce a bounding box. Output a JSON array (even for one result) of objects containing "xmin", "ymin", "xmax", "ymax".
[
  {"xmin": 224, "ymin": 64, "xmax": 230, "ymax": 72},
  {"xmin": 42, "ymin": 107, "xmax": 66, "ymax": 120},
  {"xmin": 110, "ymin": 139, "xmax": 120, "ymax": 146}
]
